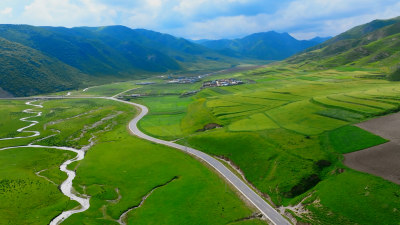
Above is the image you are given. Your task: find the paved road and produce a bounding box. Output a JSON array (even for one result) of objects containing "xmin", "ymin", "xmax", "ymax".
[
  {"xmin": 1, "ymin": 96, "xmax": 290, "ymax": 225},
  {"xmin": 111, "ymin": 97, "xmax": 290, "ymax": 225}
]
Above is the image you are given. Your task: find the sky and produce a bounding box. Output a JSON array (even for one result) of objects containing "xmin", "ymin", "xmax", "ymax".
[{"xmin": 0, "ymin": 0, "xmax": 399, "ymax": 40}]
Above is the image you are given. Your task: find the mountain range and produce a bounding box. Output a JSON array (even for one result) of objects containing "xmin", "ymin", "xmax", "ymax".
[
  {"xmin": 0, "ymin": 25, "xmax": 327, "ymax": 97},
  {"xmin": 196, "ymin": 32, "xmax": 329, "ymax": 60},
  {"xmin": 2, "ymin": 15, "xmax": 400, "ymax": 97}
]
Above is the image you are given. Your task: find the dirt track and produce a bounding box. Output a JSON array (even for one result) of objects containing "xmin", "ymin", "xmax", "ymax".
[{"xmin": 344, "ymin": 112, "xmax": 400, "ymax": 185}]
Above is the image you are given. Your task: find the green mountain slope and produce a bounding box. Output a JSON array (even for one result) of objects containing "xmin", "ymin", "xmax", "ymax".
[
  {"xmin": 318, "ymin": 16, "xmax": 400, "ymax": 47},
  {"xmin": 198, "ymin": 31, "xmax": 326, "ymax": 60},
  {"xmin": 0, "ymin": 38, "xmax": 89, "ymax": 97},
  {"xmin": 83, "ymin": 26, "xmax": 241, "ymax": 71},
  {"xmin": 0, "ymin": 25, "xmax": 181, "ymax": 76},
  {"xmin": 0, "ymin": 25, "xmax": 248, "ymax": 96},
  {"xmin": 287, "ymin": 16, "xmax": 400, "ymax": 76}
]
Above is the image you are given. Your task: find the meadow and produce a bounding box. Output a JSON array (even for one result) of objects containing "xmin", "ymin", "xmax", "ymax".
[
  {"xmin": 66, "ymin": 81, "xmax": 141, "ymax": 97},
  {"xmin": 2, "ymin": 64, "xmax": 400, "ymax": 224},
  {"xmin": 0, "ymin": 147, "xmax": 77, "ymax": 224},
  {"xmin": 128, "ymin": 65, "xmax": 400, "ymax": 224},
  {"xmin": 0, "ymin": 99, "xmax": 266, "ymax": 225},
  {"xmin": 0, "ymin": 100, "xmax": 33, "ymax": 139}
]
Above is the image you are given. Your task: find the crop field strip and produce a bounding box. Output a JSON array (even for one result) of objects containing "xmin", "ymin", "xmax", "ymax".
[
  {"xmin": 312, "ymin": 96, "xmax": 379, "ymax": 115},
  {"xmin": 328, "ymin": 95, "xmax": 393, "ymax": 110},
  {"xmin": 345, "ymin": 93, "xmax": 400, "ymax": 104},
  {"xmin": 337, "ymin": 95, "xmax": 397, "ymax": 109}
]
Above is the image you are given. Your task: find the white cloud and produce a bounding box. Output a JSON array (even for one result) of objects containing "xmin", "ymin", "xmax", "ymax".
[
  {"xmin": 170, "ymin": 14, "xmax": 267, "ymax": 39},
  {"xmin": 22, "ymin": 0, "xmax": 116, "ymax": 27},
  {"xmin": 0, "ymin": 7, "xmax": 12, "ymax": 15},
  {"xmin": 1, "ymin": 0, "xmax": 399, "ymax": 39},
  {"xmin": 167, "ymin": 0, "xmax": 400, "ymax": 39},
  {"xmin": 147, "ymin": 0, "xmax": 163, "ymax": 8},
  {"xmin": 288, "ymin": 0, "xmax": 400, "ymax": 39}
]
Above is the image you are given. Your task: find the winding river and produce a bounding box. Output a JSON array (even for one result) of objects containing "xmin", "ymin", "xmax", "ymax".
[
  {"xmin": 0, "ymin": 100, "xmax": 90, "ymax": 225},
  {"xmin": 0, "ymin": 101, "xmax": 42, "ymax": 141}
]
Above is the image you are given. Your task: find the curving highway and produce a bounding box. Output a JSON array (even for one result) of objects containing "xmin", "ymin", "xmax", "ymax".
[{"xmin": 110, "ymin": 97, "xmax": 291, "ymax": 225}]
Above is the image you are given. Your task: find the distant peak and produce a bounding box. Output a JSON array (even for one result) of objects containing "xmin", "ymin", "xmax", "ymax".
[{"xmin": 308, "ymin": 36, "xmax": 332, "ymax": 43}]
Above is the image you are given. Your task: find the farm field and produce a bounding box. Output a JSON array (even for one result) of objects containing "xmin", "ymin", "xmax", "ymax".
[
  {"xmin": 0, "ymin": 99, "xmax": 266, "ymax": 225},
  {"xmin": 343, "ymin": 111, "xmax": 400, "ymax": 185},
  {"xmin": 126, "ymin": 65, "xmax": 400, "ymax": 224}
]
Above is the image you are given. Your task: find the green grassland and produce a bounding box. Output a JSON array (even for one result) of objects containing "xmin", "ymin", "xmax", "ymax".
[
  {"xmin": 0, "ymin": 99, "xmax": 266, "ymax": 225},
  {"xmin": 68, "ymin": 81, "xmax": 141, "ymax": 97},
  {"xmin": 128, "ymin": 82, "xmax": 203, "ymax": 96},
  {"xmin": 2, "ymin": 63, "xmax": 400, "ymax": 224},
  {"xmin": 0, "ymin": 100, "xmax": 33, "ymax": 138},
  {"xmin": 127, "ymin": 65, "xmax": 400, "ymax": 224},
  {"xmin": 0, "ymin": 147, "xmax": 77, "ymax": 224}
]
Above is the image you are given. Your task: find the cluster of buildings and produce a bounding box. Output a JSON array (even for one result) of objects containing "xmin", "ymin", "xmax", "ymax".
[{"xmin": 202, "ymin": 78, "xmax": 244, "ymax": 88}]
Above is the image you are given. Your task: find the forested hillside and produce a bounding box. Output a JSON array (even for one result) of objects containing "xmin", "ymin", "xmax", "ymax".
[{"xmin": 0, "ymin": 38, "xmax": 88, "ymax": 96}]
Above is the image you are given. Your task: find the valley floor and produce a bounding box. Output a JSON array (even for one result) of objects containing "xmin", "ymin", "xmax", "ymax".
[
  {"xmin": 0, "ymin": 98, "xmax": 267, "ymax": 225},
  {"xmin": 113, "ymin": 65, "xmax": 400, "ymax": 224},
  {"xmin": 2, "ymin": 64, "xmax": 400, "ymax": 225}
]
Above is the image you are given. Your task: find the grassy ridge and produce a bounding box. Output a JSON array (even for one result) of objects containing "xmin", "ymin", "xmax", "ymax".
[{"xmin": 287, "ymin": 17, "xmax": 400, "ymax": 77}]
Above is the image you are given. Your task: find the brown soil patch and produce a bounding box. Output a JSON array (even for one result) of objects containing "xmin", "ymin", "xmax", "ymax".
[
  {"xmin": 196, "ymin": 123, "xmax": 223, "ymax": 132},
  {"xmin": 344, "ymin": 142, "xmax": 400, "ymax": 184},
  {"xmin": 356, "ymin": 112, "xmax": 400, "ymax": 144},
  {"xmin": 344, "ymin": 112, "xmax": 400, "ymax": 185}
]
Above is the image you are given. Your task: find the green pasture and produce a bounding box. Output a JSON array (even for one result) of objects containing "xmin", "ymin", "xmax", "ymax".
[
  {"xmin": 134, "ymin": 96, "xmax": 194, "ymax": 140},
  {"xmin": 305, "ymin": 170, "xmax": 400, "ymax": 225},
  {"xmin": 321, "ymin": 125, "xmax": 387, "ymax": 154},
  {"xmin": 70, "ymin": 80, "xmax": 143, "ymax": 97},
  {"xmin": 2, "ymin": 63, "xmax": 400, "ymax": 224},
  {"xmin": 0, "ymin": 100, "xmax": 34, "ymax": 139},
  {"xmin": 128, "ymin": 82, "xmax": 202, "ymax": 96},
  {"xmin": 0, "ymin": 147, "xmax": 77, "ymax": 224},
  {"xmin": 0, "ymin": 99, "xmax": 265, "ymax": 225},
  {"xmin": 129, "ymin": 65, "xmax": 400, "ymax": 224},
  {"xmin": 229, "ymin": 113, "xmax": 279, "ymax": 131}
]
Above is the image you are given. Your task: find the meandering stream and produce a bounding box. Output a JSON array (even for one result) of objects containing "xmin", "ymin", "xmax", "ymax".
[
  {"xmin": 0, "ymin": 101, "xmax": 42, "ymax": 141},
  {"xmin": 0, "ymin": 100, "xmax": 91, "ymax": 225}
]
